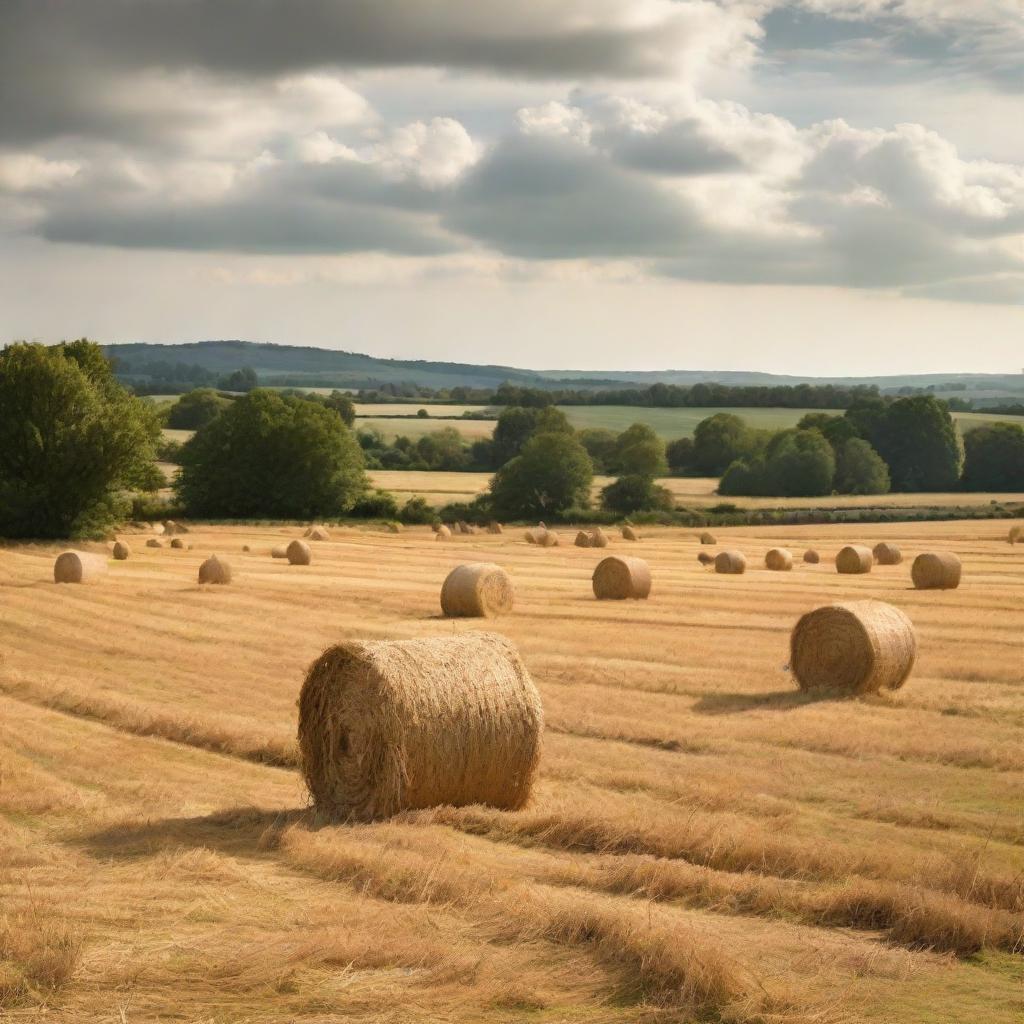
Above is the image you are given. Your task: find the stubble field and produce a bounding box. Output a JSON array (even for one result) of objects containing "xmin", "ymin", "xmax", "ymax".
[{"xmin": 0, "ymin": 520, "xmax": 1022, "ymax": 1022}]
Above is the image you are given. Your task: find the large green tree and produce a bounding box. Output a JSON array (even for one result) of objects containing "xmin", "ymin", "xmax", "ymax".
[
  {"xmin": 166, "ymin": 388, "xmax": 230, "ymax": 429},
  {"xmin": 612, "ymin": 423, "xmax": 668, "ymax": 478},
  {"xmin": 0, "ymin": 341, "xmax": 159, "ymax": 538},
  {"xmin": 692, "ymin": 413, "xmax": 757, "ymax": 475},
  {"xmin": 834, "ymin": 438, "xmax": 890, "ymax": 495},
  {"xmin": 874, "ymin": 396, "xmax": 963, "ymax": 491},
  {"xmin": 764, "ymin": 429, "xmax": 835, "ymax": 497},
  {"xmin": 489, "ymin": 431, "xmax": 593, "ymax": 518},
  {"xmin": 176, "ymin": 389, "xmax": 367, "ymax": 518},
  {"xmin": 962, "ymin": 422, "xmax": 1024, "ymax": 490}
]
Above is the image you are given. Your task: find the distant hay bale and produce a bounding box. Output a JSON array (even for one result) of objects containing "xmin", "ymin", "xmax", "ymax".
[
  {"xmin": 457, "ymin": 521, "xmax": 472, "ymax": 535},
  {"xmin": 790, "ymin": 600, "xmax": 917, "ymax": 694},
  {"xmin": 163, "ymin": 519, "xmax": 179, "ymax": 535},
  {"xmin": 765, "ymin": 548, "xmax": 793, "ymax": 571},
  {"xmin": 836, "ymin": 545, "xmax": 873, "ymax": 574},
  {"xmin": 575, "ymin": 530, "xmax": 591, "ymax": 548},
  {"xmin": 150, "ymin": 522, "xmax": 165, "ymax": 535},
  {"xmin": 242, "ymin": 544, "xmax": 251, "ymax": 553},
  {"xmin": 592, "ymin": 555, "xmax": 651, "ymax": 600},
  {"xmin": 803, "ymin": 549, "xmax": 820, "ymax": 564},
  {"xmin": 697, "ymin": 551, "xmax": 714, "ymax": 567},
  {"xmin": 146, "ymin": 538, "xmax": 164, "ymax": 549},
  {"xmin": 590, "ymin": 528, "xmax": 609, "ymax": 548},
  {"xmin": 271, "ymin": 545, "xmax": 288, "ymax": 559},
  {"xmin": 287, "ymin": 540, "xmax": 312, "ymax": 566},
  {"xmin": 873, "ymin": 542, "xmax": 903, "ymax": 565},
  {"xmin": 715, "ymin": 550, "xmax": 746, "ymax": 575},
  {"xmin": 700, "ymin": 532, "xmax": 716, "ymax": 545},
  {"xmin": 54, "ymin": 550, "xmax": 107, "ymax": 584},
  {"xmin": 487, "ymin": 522, "xmax": 503, "ymax": 535},
  {"xmin": 441, "ymin": 563, "xmax": 514, "ymax": 618},
  {"xmin": 435, "ymin": 524, "xmax": 452, "ymax": 540},
  {"xmin": 1008, "ymin": 525, "xmax": 1021, "ymax": 545},
  {"xmin": 386, "ymin": 522, "xmax": 402, "ymax": 534},
  {"xmin": 170, "ymin": 537, "xmax": 185, "ymax": 549},
  {"xmin": 524, "ymin": 529, "xmax": 538, "ymax": 545},
  {"xmin": 621, "ymin": 525, "xmax": 640, "ymax": 541},
  {"xmin": 112, "ymin": 540, "xmax": 131, "ymax": 561},
  {"xmin": 911, "ymin": 552, "xmax": 962, "ymax": 590},
  {"xmin": 538, "ymin": 530, "xmax": 559, "ymax": 547},
  {"xmin": 198, "ymin": 555, "xmax": 232, "ymax": 585},
  {"xmin": 298, "ymin": 632, "xmax": 543, "ymax": 820},
  {"xmin": 308, "ymin": 526, "xmax": 330, "ymax": 541}
]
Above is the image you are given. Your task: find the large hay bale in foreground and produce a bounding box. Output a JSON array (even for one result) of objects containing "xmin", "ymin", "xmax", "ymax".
[
  {"xmin": 700, "ymin": 532, "xmax": 716, "ymax": 545},
  {"xmin": 308, "ymin": 526, "xmax": 330, "ymax": 542},
  {"xmin": 911, "ymin": 552, "xmax": 962, "ymax": 590},
  {"xmin": 621, "ymin": 525, "xmax": 640, "ymax": 541},
  {"xmin": 715, "ymin": 550, "xmax": 746, "ymax": 575},
  {"xmin": 803, "ymin": 549, "xmax": 820, "ymax": 564},
  {"xmin": 170, "ymin": 537, "xmax": 185, "ymax": 549},
  {"xmin": 790, "ymin": 600, "xmax": 916, "ymax": 694},
  {"xmin": 836, "ymin": 545, "xmax": 873, "ymax": 575},
  {"xmin": 146, "ymin": 538, "xmax": 164, "ymax": 549},
  {"xmin": 112, "ymin": 540, "xmax": 131, "ymax": 561},
  {"xmin": 873, "ymin": 542, "xmax": 902, "ymax": 565},
  {"xmin": 590, "ymin": 527, "xmax": 609, "ymax": 548},
  {"xmin": 287, "ymin": 540, "xmax": 312, "ymax": 565},
  {"xmin": 487, "ymin": 522, "xmax": 503, "ymax": 535},
  {"xmin": 198, "ymin": 555, "xmax": 232, "ymax": 585},
  {"xmin": 54, "ymin": 551, "xmax": 107, "ymax": 584},
  {"xmin": 271, "ymin": 545, "xmax": 288, "ymax": 559},
  {"xmin": 440, "ymin": 563, "xmax": 514, "ymax": 618},
  {"xmin": 592, "ymin": 555, "xmax": 651, "ymax": 600},
  {"xmin": 574, "ymin": 530, "xmax": 591, "ymax": 548},
  {"xmin": 298, "ymin": 632, "xmax": 543, "ymax": 820},
  {"xmin": 765, "ymin": 548, "xmax": 793, "ymax": 571}
]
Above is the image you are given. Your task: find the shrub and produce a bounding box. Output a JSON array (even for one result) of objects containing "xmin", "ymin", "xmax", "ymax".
[
  {"xmin": 350, "ymin": 490, "xmax": 400, "ymax": 519},
  {"xmin": 399, "ymin": 496, "xmax": 437, "ymax": 525},
  {"xmin": 666, "ymin": 437, "xmax": 695, "ymax": 475},
  {"xmin": 612, "ymin": 424, "xmax": 668, "ymax": 478},
  {"xmin": 692, "ymin": 413, "xmax": 757, "ymax": 475},
  {"xmin": 165, "ymin": 388, "xmax": 230, "ymax": 430},
  {"xmin": 601, "ymin": 475, "xmax": 674, "ymax": 514},
  {"xmin": 176, "ymin": 389, "xmax": 367, "ymax": 518}
]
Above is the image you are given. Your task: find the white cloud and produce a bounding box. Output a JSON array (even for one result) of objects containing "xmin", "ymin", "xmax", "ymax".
[{"xmin": 0, "ymin": 153, "xmax": 80, "ymax": 192}]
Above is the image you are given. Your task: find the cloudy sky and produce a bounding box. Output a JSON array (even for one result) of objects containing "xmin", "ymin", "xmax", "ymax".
[{"xmin": 1, "ymin": 1, "xmax": 1022, "ymax": 375}]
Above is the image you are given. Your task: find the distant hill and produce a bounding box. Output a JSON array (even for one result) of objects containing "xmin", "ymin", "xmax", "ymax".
[{"xmin": 105, "ymin": 340, "xmax": 1024, "ymax": 401}]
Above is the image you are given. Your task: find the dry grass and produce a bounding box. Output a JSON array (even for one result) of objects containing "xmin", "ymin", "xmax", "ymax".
[{"xmin": 0, "ymin": 518, "xmax": 1021, "ymax": 1022}]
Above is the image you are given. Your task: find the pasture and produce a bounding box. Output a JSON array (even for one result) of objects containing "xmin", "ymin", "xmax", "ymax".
[{"xmin": 0, "ymin": 520, "xmax": 1021, "ymax": 1022}]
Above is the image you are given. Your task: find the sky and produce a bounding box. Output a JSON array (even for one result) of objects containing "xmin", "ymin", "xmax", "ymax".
[{"xmin": 1, "ymin": 1, "xmax": 1022, "ymax": 376}]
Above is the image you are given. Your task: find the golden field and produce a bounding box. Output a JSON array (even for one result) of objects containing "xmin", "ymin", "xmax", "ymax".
[{"xmin": 1, "ymin": 520, "xmax": 1022, "ymax": 1022}]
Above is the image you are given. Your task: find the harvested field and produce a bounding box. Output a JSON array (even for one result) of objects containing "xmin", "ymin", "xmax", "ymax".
[{"xmin": 0, "ymin": 518, "xmax": 1022, "ymax": 1022}]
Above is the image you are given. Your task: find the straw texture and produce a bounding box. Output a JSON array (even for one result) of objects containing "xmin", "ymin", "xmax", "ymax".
[
  {"xmin": 836, "ymin": 545, "xmax": 873, "ymax": 574},
  {"xmin": 790, "ymin": 600, "xmax": 917, "ymax": 694},
  {"xmin": 715, "ymin": 550, "xmax": 746, "ymax": 575},
  {"xmin": 592, "ymin": 555, "xmax": 651, "ymax": 600},
  {"xmin": 53, "ymin": 551, "xmax": 107, "ymax": 584},
  {"xmin": 440, "ymin": 563, "xmax": 514, "ymax": 618},
  {"xmin": 590, "ymin": 528, "xmax": 609, "ymax": 548},
  {"xmin": 287, "ymin": 540, "xmax": 312, "ymax": 565},
  {"xmin": 198, "ymin": 555, "xmax": 232, "ymax": 585},
  {"xmin": 912, "ymin": 552, "xmax": 962, "ymax": 590},
  {"xmin": 765, "ymin": 548, "xmax": 794, "ymax": 571},
  {"xmin": 271, "ymin": 545, "xmax": 288, "ymax": 559},
  {"xmin": 298, "ymin": 632, "xmax": 544, "ymax": 820},
  {"xmin": 575, "ymin": 530, "xmax": 592, "ymax": 548}
]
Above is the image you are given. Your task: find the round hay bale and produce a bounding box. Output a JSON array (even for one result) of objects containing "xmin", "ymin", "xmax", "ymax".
[
  {"xmin": 765, "ymin": 548, "xmax": 794, "ymax": 571},
  {"xmin": 308, "ymin": 526, "xmax": 330, "ymax": 542},
  {"xmin": 457, "ymin": 521, "xmax": 471, "ymax": 535},
  {"xmin": 700, "ymin": 532, "xmax": 716, "ymax": 545},
  {"xmin": 112, "ymin": 540, "xmax": 131, "ymax": 561},
  {"xmin": 574, "ymin": 530, "xmax": 591, "ymax": 548},
  {"xmin": 54, "ymin": 550, "xmax": 107, "ymax": 584},
  {"xmin": 440, "ymin": 563, "xmax": 514, "ymax": 618},
  {"xmin": 538, "ymin": 530, "xmax": 559, "ymax": 548},
  {"xmin": 287, "ymin": 540, "xmax": 312, "ymax": 566},
  {"xmin": 911, "ymin": 552, "xmax": 962, "ymax": 590},
  {"xmin": 271, "ymin": 545, "xmax": 288, "ymax": 559},
  {"xmin": 163, "ymin": 519, "xmax": 179, "ymax": 536},
  {"xmin": 592, "ymin": 555, "xmax": 651, "ymax": 600},
  {"xmin": 386, "ymin": 522, "xmax": 403, "ymax": 534},
  {"xmin": 150, "ymin": 522, "xmax": 165, "ymax": 535},
  {"xmin": 590, "ymin": 528, "xmax": 609, "ymax": 549},
  {"xmin": 298, "ymin": 632, "xmax": 543, "ymax": 820},
  {"xmin": 435, "ymin": 524, "xmax": 452, "ymax": 540},
  {"xmin": 697, "ymin": 551, "xmax": 714, "ymax": 567},
  {"xmin": 790, "ymin": 600, "xmax": 916, "ymax": 694},
  {"xmin": 524, "ymin": 529, "xmax": 538, "ymax": 545},
  {"xmin": 1008, "ymin": 525, "xmax": 1021, "ymax": 545},
  {"xmin": 146, "ymin": 538, "xmax": 164, "ymax": 549},
  {"xmin": 242, "ymin": 544, "xmax": 251, "ymax": 553},
  {"xmin": 872, "ymin": 542, "xmax": 902, "ymax": 565},
  {"xmin": 803, "ymin": 549, "xmax": 820, "ymax": 564},
  {"xmin": 487, "ymin": 522, "xmax": 503, "ymax": 535},
  {"xmin": 198, "ymin": 555, "xmax": 232, "ymax": 585},
  {"xmin": 836, "ymin": 545, "xmax": 873, "ymax": 575},
  {"xmin": 170, "ymin": 537, "xmax": 185, "ymax": 549},
  {"xmin": 621, "ymin": 525, "xmax": 640, "ymax": 541},
  {"xmin": 715, "ymin": 550, "xmax": 746, "ymax": 575}
]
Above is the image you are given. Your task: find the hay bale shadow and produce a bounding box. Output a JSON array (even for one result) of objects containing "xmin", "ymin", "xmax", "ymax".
[{"xmin": 691, "ymin": 691, "xmax": 827, "ymax": 716}]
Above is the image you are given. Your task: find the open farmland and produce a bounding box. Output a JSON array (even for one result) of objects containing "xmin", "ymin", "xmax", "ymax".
[{"xmin": 1, "ymin": 520, "xmax": 1022, "ymax": 1022}]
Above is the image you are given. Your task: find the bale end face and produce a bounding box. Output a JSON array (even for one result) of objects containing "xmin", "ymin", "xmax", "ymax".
[
  {"xmin": 911, "ymin": 552, "xmax": 962, "ymax": 590},
  {"xmin": 538, "ymin": 530, "xmax": 559, "ymax": 548},
  {"xmin": 112, "ymin": 541, "xmax": 131, "ymax": 561},
  {"xmin": 836, "ymin": 545, "xmax": 873, "ymax": 574},
  {"xmin": 872, "ymin": 542, "xmax": 902, "ymax": 565},
  {"xmin": 592, "ymin": 555, "xmax": 651, "ymax": 600},
  {"xmin": 699, "ymin": 532, "xmax": 716, "ymax": 545},
  {"xmin": 297, "ymin": 632, "xmax": 543, "ymax": 820},
  {"xmin": 765, "ymin": 548, "xmax": 793, "ymax": 571},
  {"xmin": 1009, "ymin": 525, "xmax": 1021, "ymax": 545},
  {"xmin": 697, "ymin": 551, "xmax": 714, "ymax": 567},
  {"xmin": 198, "ymin": 555, "xmax": 232, "ymax": 585},
  {"xmin": 287, "ymin": 540, "xmax": 312, "ymax": 565},
  {"xmin": 440, "ymin": 563, "xmax": 514, "ymax": 618},
  {"xmin": 308, "ymin": 526, "xmax": 330, "ymax": 541},
  {"xmin": 715, "ymin": 550, "xmax": 746, "ymax": 575},
  {"xmin": 590, "ymin": 528, "xmax": 609, "ymax": 548},
  {"xmin": 803, "ymin": 549, "xmax": 820, "ymax": 564},
  {"xmin": 574, "ymin": 530, "xmax": 592, "ymax": 548},
  {"xmin": 54, "ymin": 551, "xmax": 107, "ymax": 584},
  {"xmin": 621, "ymin": 525, "xmax": 640, "ymax": 541},
  {"xmin": 790, "ymin": 600, "xmax": 916, "ymax": 695},
  {"xmin": 170, "ymin": 537, "xmax": 185, "ymax": 549}
]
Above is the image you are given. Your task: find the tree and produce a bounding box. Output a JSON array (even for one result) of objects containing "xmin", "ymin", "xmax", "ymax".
[
  {"xmin": 166, "ymin": 388, "xmax": 230, "ymax": 429},
  {"xmin": 874, "ymin": 396, "xmax": 963, "ymax": 491},
  {"xmin": 718, "ymin": 458, "xmax": 764, "ymax": 497},
  {"xmin": 764, "ymin": 429, "xmax": 835, "ymax": 497},
  {"xmin": 962, "ymin": 423, "xmax": 1024, "ymax": 490},
  {"xmin": 692, "ymin": 413, "xmax": 756, "ymax": 475},
  {"xmin": 577, "ymin": 428, "xmax": 618, "ymax": 473},
  {"xmin": 217, "ymin": 367, "xmax": 258, "ymax": 392},
  {"xmin": 666, "ymin": 437, "xmax": 695, "ymax": 475},
  {"xmin": 489, "ymin": 432, "xmax": 593, "ymax": 518},
  {"xmin": 600, "ymin": 474, "xmax": 673, "ymax": 513},
  {"xmin": 324, "ymin": 391, "xmax": 356, "ymax": 427},
  {"xmin": 491, "ymin": 406, "xmax": 539, "ymax": 466},
  {"xmin": 797, "ymin": 412, "xmax": 858, "ymax": 449},
  {"xmin": 0, "ymin": 341, "xmax": 159, "ymax": 538},
  {"xmin": 834, "ymin": 438, "xmax": 890, "ymax": 495},
  {"xmin": 176, "ymin": 389, "xmax": 367, "ymax": 518},
  {"xmin": 612, "ymin": 423, "xmax": 668, "ymax": 478}
]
